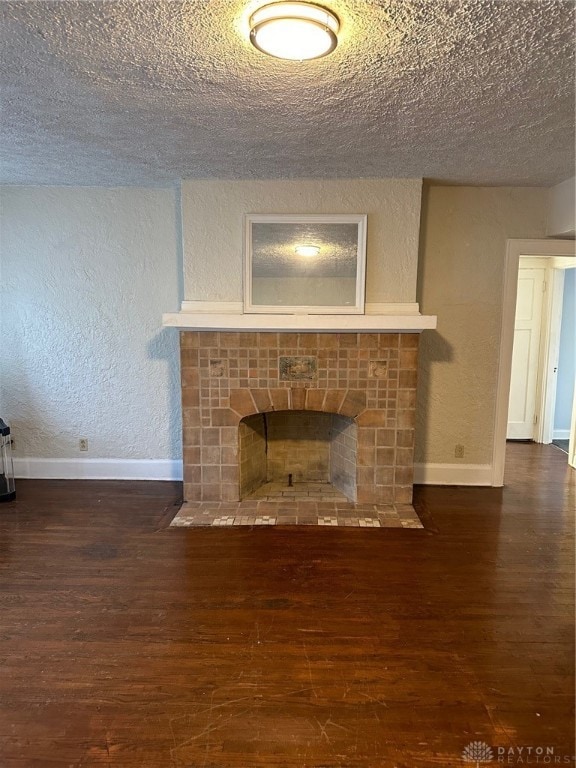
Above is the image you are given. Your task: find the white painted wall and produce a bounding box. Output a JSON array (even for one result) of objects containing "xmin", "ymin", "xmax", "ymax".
[
  {"xmin": 554, "ymin": 268, "xmax": 575, "ymax": 434},
  {"xmin": 0, "ymin": 180, "xmax": 554, "ymax": 484},
  {"xmin": 0, "ymin": 186, "xmax": 182, "ymax": 477},
  {"xmin": 416, "ymin": 186, "xmax": 548, "ymax": 468},
  {"xmin": 181, "ymin": 179, "xmax": 423, "ymax": 304},
  {"xmin": 548, "ymin": 176, "xmax": 575, "ymax": 237}
]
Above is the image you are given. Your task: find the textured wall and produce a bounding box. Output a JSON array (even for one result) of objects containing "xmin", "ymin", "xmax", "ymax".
[
  {"xmin": 554, "ymin": 269, "xmax": 575, "ymax": 431},
  {"xmin": 416, "ymin": 186, "xmax": 548, "ymax": 465},
  {"xmin": 181, "ymin": 179, "xmax": 422, "ymax": 304},
  {"xmin": 0, "ymin": 186, "xmax": 181, "ymax": 460},
  {"xmin": 548, "ymin": 177, "xmax": 576, "ymax": 237}
]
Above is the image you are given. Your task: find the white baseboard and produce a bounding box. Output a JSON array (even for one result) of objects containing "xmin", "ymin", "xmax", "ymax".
[
  {"xmin": 14, "ymin": 458, "xmax": 495, "ymax": 485},
  {"xmin": 414, "ymin": 463, "xmax": 493, "ymax": 486},
  {"xmin": 553, "ymin": 429, "xmax": 570, "ymax": 440},
  {"xmin": 13, "ymin": 458, "xmax": 183, "ymax": 481}
]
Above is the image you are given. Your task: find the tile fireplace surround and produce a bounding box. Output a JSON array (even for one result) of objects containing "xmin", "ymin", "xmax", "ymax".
[{"xmin": 174, "ymin": 329, "xmax": 423, "ymax": 527}]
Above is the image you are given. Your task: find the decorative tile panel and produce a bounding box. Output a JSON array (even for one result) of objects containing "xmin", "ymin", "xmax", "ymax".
[
  {"xmin": 279, "ymin": 356, "xmax": 317, "ymax": 381},
  {"xmin": 209, "ymin": 359, "xmax": 228, "ymax": 378},
  {"xmin": 369, "ymin": 360, "xmax": 388, "ymax": 378}
]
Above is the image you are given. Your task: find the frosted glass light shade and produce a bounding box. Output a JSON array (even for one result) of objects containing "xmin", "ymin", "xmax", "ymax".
[{"xmin": 249, "ymin": 2, "xmax": 339, "ymax": 61}]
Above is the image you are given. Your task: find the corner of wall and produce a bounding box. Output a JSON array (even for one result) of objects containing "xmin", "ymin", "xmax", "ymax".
[{"xmin": 547, "ymin": 176, "xmax": 576, "ymax": 238}]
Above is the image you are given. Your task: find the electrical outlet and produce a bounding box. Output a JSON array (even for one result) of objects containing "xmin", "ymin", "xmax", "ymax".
[
  {"xmin": 454, "ymin": 444, "xmax": 465, "ymax": 459},
  {"xmin": 79, "ymin": 438, "xmax": 88, "ymax": 452}
]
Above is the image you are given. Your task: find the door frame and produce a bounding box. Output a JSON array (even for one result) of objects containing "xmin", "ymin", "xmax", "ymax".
[
  {"xmin": 492, "ymin": 239, "xmax": 575, "ymax": 486},
  {"xmin": 514, "ymin": 257, "xmax": 573, "ymax": 444},
  {"xmin": 538, "ymin": 260, "xmax": 576, "ymax": 444}
]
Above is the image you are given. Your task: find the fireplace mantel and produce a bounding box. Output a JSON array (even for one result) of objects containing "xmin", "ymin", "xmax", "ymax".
[{"xmin": 163, "ymin": 301, "xmax": 437, "ymax": 333}]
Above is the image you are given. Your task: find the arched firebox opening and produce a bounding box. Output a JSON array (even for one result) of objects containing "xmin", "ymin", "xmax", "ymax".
[{"xmin": 239, "ymin": 410, "xmax": 357, "ymax": 502}]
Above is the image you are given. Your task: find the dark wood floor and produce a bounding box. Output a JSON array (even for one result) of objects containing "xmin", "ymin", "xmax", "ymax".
[{"xmin": 1, "ymin": 444, "xmax": 574, "ymax": 767}]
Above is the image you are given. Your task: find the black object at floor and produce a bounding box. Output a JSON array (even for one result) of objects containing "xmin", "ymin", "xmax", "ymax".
[{"xmin": 0, "ymin": 418, "xmax": 16, "ymax": 502}]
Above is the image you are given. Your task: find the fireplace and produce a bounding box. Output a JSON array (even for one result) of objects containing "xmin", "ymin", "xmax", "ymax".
[
  {"xmin": 239, "ymin": 410, "xmax": 357, "ymax": 501},
  {"xmin": 180, "ymin": 331, "xmax": 418, "ymax": 507}
]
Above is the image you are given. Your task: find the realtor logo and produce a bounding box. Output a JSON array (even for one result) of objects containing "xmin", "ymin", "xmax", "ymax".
[
  {"xmin": 461, "ymin": 742, "xmax": 574, "ymax": 764},
  {"xmin": 462, "ymin": 741, "xmax": 494, "ymax": 765}
]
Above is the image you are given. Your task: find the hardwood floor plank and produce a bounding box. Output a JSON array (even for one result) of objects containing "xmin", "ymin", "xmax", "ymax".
[{"xmin": 0, "ymin": 444, "xmax": 573, "ymax": 766}]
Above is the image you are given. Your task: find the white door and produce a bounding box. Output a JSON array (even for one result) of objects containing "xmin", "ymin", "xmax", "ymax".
[{"xmin": 507, "ymin": 268, "xmax": 546, "ymax": 439}]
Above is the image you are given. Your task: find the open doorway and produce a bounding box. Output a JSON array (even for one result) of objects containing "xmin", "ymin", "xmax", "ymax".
[
  {"xmin": 507, "ymin": 257, "xmax": 575, "ymax": 443},
  {"xmin": 493, "ymin": 239, "xmax": 575, "ymax": 485}
]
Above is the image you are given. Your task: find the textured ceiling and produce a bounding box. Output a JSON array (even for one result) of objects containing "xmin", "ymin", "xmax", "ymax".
[
  {"xmin": 1, "ymin": 0, "xmax": 574, "ymax": 186},
  {"xmin": 252, "ymin": 222, "xmax": 358, "ymax": 277}
]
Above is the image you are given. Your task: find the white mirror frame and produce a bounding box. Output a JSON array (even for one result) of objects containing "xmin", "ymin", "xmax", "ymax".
[{"xmin": 244, "ymin": 213, "xmax": 367, "ymax": 314}]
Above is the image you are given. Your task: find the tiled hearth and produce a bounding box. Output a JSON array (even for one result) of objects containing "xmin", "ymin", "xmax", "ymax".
[
  {"xmin": 171, "ymin": 330, "xmax": 423, "ymax": 528},
  {"xmin": 171, "ymin": 498, "xmax": 423, "ymax": 528}
]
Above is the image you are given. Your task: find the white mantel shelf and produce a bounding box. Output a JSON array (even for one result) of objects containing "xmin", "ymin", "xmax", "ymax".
[{"xmin": 162, "ymin": 302, "xmax": 437, "ymax": 333}]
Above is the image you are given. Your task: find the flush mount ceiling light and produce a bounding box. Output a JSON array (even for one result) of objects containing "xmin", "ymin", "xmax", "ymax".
[
  {"xmin": 249, "ymin": 2, "xmax": 340, "ymax": 61},
  {"xmin": 295, "ymin": 244, "xmax": 321, "ymax": 257}
]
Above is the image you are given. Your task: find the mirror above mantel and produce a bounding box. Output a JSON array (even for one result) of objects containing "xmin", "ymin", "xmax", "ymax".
[{"xmin": 244, "ymin": 214, "xmax": 368, "ymax": 314}]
